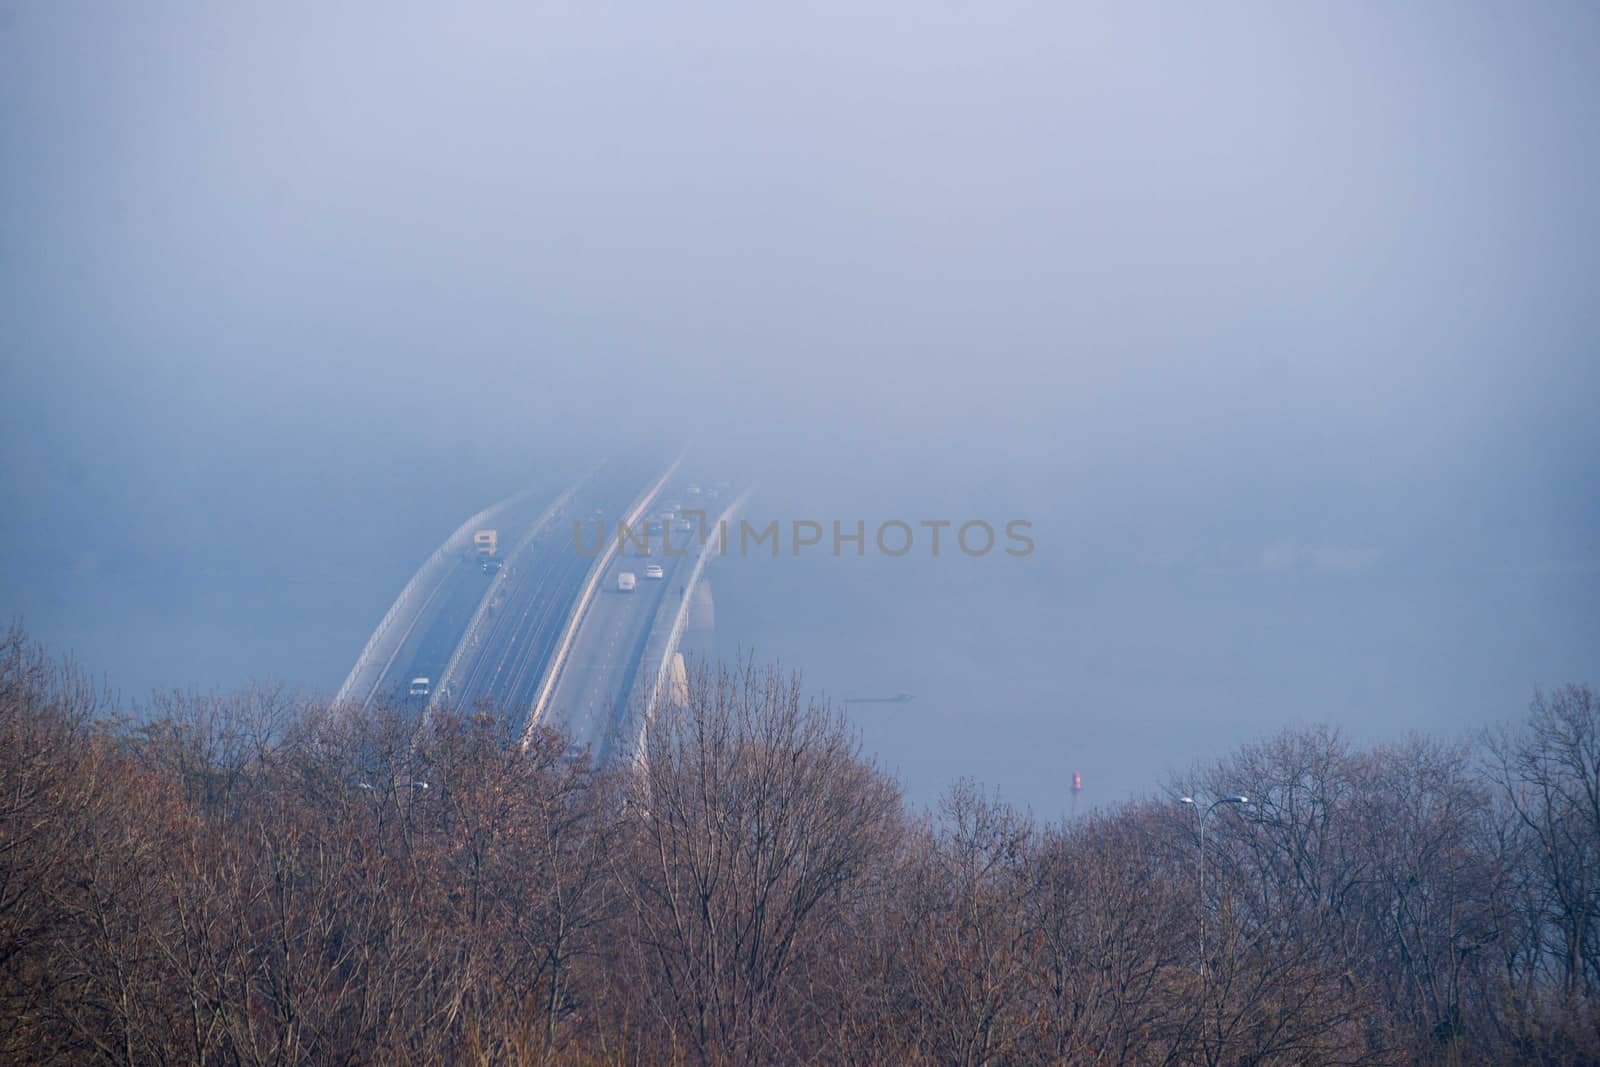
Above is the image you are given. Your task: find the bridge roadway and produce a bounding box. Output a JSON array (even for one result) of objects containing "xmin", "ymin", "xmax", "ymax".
[
  {"xmin": 342, "ymin": 460, "xmax": 729, "ymax": 752},
  {"xmin": 440, "ymin": 517, "xmax": 597, "ymax": 716},
  {"xmin": 349, "ymin": 483, "xmax": 567, "ymax": 710},
  {"xmin": 538, "ymin": 476, "xmax": 717, "ymax": 761},
  {"xmin": 411, "ymin": 462, "xmax": 655, "ymax": 717}
]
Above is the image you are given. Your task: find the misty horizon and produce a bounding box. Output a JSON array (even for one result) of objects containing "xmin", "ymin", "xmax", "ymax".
[{"xmin": 3, "ymin": 2, "xmax": 1596, "ymax": 818}]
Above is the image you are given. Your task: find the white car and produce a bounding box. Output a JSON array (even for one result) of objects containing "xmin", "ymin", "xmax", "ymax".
[
  {"xmin": 617, "ymin": 572, "xmax": 637, "ymax": 592},
  {"xmin": 408, "ymin": 677, "xmax": 431, "ymax": 698},
  {"xmin": 644, "ymin": 563, "xmax": 664, "ymax": 579}
]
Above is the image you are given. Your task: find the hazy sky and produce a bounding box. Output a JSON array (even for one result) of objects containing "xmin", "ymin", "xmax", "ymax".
[{"xmin": 3, "ymin": 2, "xmax": 1596, "ymax": 813}]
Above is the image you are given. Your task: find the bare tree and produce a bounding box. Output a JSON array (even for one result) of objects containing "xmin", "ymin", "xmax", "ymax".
[
  {"xmin": 617, "ymin": 658, "xmax": 901, "ymax": 1064},
  {"xmin": 3, "ymin": 626, "xmax": 1597, "ymax": 1065},
  {"xmin": 1026, "ymin": 804, "xmax": 1194, "ymax": 1064},
  {"xmin": 1485, "ymin": 685, "xmax": 1600, "ymax": 1061},
  {"xmin": 890, "ymin": 781, "xmax": 1037, "ymax": 1067}
]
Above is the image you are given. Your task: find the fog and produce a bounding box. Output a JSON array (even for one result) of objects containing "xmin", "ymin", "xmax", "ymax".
[{"xmin": 3, "ymin": 2, "xmax": 1596, "ymax": 813}]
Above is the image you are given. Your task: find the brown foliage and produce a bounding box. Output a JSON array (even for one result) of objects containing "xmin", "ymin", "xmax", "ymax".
[{"xmin": 1, "ymin": 627, "xmax": 1597, "ymax": 1064}]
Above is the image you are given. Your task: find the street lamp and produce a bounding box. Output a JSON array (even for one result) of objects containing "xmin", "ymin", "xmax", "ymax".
[{"xmin": 1179, "ymin": 794, "xmax": 1249, "ymax": 974}]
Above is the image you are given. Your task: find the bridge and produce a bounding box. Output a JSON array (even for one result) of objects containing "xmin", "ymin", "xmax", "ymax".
[{"xmin": 335, "ymin": 457, "xmax": 744, "ymax": 762}]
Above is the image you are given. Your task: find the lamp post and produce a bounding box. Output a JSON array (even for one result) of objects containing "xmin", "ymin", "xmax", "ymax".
[{"xmin": 1179, "ymin": 794, "xmax": 1249, "ymax": 975}]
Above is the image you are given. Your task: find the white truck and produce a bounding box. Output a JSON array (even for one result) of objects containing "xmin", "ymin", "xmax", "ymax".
[{"xmin": 617, "ymin": 572, "xmax": 637, "ymax": 593}]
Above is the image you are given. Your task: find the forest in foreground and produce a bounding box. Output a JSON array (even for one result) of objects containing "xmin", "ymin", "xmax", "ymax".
[{"xmin": 1, "ymin": 626, "xmax": 1597, "ymax": 1065}]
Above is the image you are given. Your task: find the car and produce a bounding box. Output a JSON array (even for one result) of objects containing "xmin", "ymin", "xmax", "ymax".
[
  {"xmin": 644, "ymin": 563, "xmax": 664, "ymax": 579},
  {"xmin": 481, "ymin": 559, "xmax": 502, "ymax": 574},
  {"xmin": 408, "ymin": 677, "xmax": 431, "ymax": 698},
  {"xmin": 617, "ymin": 572, "xmax": 637, "ymax": 592}
]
